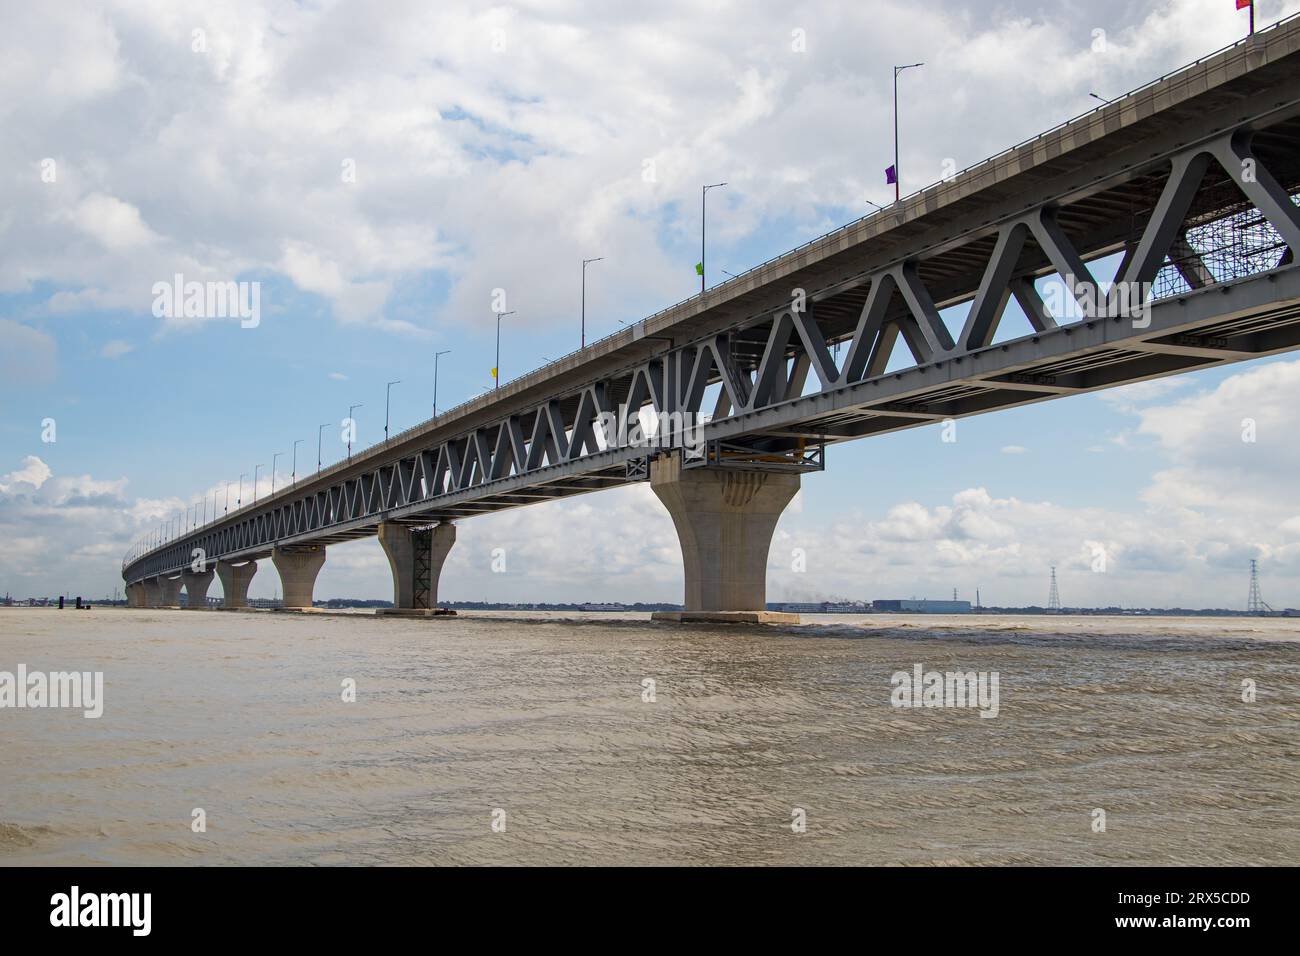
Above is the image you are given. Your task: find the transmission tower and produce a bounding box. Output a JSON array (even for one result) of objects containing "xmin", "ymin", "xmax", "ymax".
[
  {"xmin": 1247, "ymin": 559, "xmax": 1272, "ymax": 615},
  {"xmin": 1047, "ymin": 566, "xmax": 1061, "ymax": 611}
]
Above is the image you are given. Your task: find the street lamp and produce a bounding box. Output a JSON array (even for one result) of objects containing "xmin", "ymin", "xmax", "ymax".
[
  {"xmin": 434, "ymin": 350, "xmax": 451, "ymax": 418},
  {"xmin": 317, "ymin": 423, "xmax": 330, "ymax": 473},
  {"xmin": 385, "ymin": 381, "xmax": 400, "ymax": 442},
  {"xmin": 494, "ymin": 311, "xmax": 516, "ymax": 390},
  {"xmin": 700, "ymin": 182, "xmax": 727, "ymax": 294},
  {"xmin": 581, "ymin": 257, "xmax": 603, "ymax": 349},
  {"xmin": 865, "ymin": 198, "xmax": 886, "ymax": 213},
  {"xmin": 238, "ymin": 474, "xmax": 246, "ymax": 508},
  {"xmin": 253, "ymin": 464, "xmax": 265, "ymax": 503},
  {"xmin": 347, "ymin": 404, "xmax": 363, "ymax": 460},
  {"xmin": 1089, "ymin": 92, "xmax": 1114, "ymax": 105},
  {"xmin": 271, "ymin": 452, "xmax": 283, "ymax": 494},
  {"xmin": 291, "ymin": 439, "xmax": 303, "ymax": 485},
  {"xmin": 893, "ymin": 63, "xmax": 924, "ymax": 204},
  {"xmin": 224, "ymin": 481, "xmax": 230, "ymax": 515}
]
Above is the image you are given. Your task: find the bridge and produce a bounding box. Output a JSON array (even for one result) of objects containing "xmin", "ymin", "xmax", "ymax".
[{"xmin": 123, "ymin": 17, "xmax": 1300, "ymax": 622}]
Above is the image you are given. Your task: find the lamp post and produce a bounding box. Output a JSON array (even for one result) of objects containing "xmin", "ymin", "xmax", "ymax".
[
  {"xmin": 434, "ymin": 350, "xmax": 451, "ymax": 418},
  {"xmin": 238, "ymin": 474, "xmax": 246, "ymax": 508},
  {"xmin": 581, "ymin": 257, "xmax": 603, "ymax": 348},
  {"xmin": 271, "ymin": 452, "xmax": 283, "ymax": 494},
  {"xmin": 224, "ymin": 481, "xmax": 230, "ymax": 515},
  {"xmin": 494, "ymin": 311, "xmax": 515, "ymax": 390},
  {"xmin": 385, "ymin": 381, "xmax": 400, "ymax": 443},
  {"xmin": 893, "ymin": 63, "xmax": 923, "ymax": 204},
  {"xmin": 291, "ymin": 439, "xmax": 303, "ymax": 485},
  {"xmin": 317, "ymin": 423, "xmax": 330, "ymax": 473},
  {"xmin": 347, "ymin": 404, "xmax": 363, "ymax": 460},
  {"xmin": 1089, "ymin": 92, "xmax": 1113, "ymax": 105},
  {"xmin": 701, "ymin": 182, "xmax": 727, "ymax": 293},
  {"xmin": 253, "ymin": 464, "xmax": 264, "ymax": 503}
]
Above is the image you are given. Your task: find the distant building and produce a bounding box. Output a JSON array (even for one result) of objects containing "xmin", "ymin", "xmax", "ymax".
[
  {"xmin": 767, "ymin": 601, "xmax": 871, "ymax": 614},
  {"xmin": 873, "ymin": 599, "xmax": 972, "ymax": 614}
]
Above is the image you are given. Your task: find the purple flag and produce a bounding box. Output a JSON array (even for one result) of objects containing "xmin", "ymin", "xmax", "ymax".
[{"xmin": 885, "ymin": 165, "xmax": 897, "ymax": 185}]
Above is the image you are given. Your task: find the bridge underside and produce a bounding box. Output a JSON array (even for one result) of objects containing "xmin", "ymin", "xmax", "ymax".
[{"xmin": 124, "ymin": 25, "xmax": 1300, "ymax": 616}]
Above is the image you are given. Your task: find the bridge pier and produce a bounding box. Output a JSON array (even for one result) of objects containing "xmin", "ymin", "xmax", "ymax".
[
  {"xmin": 157, "ymin": 575, "xmax": 183, "ymax": 608},
  {"xmin": 182, "ymin": 567, "xmax": 214, "ymax": 609},
  {"xmin": 125, "ymin": 582, "xmax": 144, "ymax": 607},
  {"xmin": 649, "ymin": 452, "xmax": 800, "ymax": 624},
  {"xmin": 216, "ymin": 560, "xmax": 258, "ymax": 609},
  {"xmin": 376, "ymin": 521, "xmax": 457, "ymax": 616},
  {"xmin": 141, "ymin": 578, "xmax": 162, "ymax": 607},
  {"xmin": 272, "ymin": 546, "xmax": 325, "ymax": 610}
]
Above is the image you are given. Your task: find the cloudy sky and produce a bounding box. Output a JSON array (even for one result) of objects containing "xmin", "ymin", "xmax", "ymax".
[{"xmin": 2, "ymin": 0, "xmax": 1298, "ymax": 608}]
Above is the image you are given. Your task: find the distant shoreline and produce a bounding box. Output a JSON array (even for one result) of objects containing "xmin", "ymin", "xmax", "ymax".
[{"xmin": 2, "ymin": 600, "xmax": 1296, "ymax": 618}]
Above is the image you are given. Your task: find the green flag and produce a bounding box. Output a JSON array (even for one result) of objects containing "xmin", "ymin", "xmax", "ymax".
[{"xmin": 694, "ymin": 262, "xmax": 704, "ymax": 276}]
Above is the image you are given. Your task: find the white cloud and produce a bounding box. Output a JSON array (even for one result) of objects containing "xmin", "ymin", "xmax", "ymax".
[
  {"xmin": 6, "ymin": 0, "xmax": 1292, "ymax": 338},
  {"xmin": 0, "ymin": 456, "xmax": 53, "ymax": 493},
  {"xmin": 65, "ymin": 193, "xmax": 158, "ymax": 252},
  {"xmin": 1001, "ymin": 445, "xmax": 1026, "ymax": 454},
  {"xmin": 101, "ymin": 339, "xmax": 133, "ymax": 359}
]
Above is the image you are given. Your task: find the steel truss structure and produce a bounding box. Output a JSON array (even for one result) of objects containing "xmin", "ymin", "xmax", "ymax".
[{"xmin": 125, "ymin": 20, "xmax": 1300, "ymax": 587}]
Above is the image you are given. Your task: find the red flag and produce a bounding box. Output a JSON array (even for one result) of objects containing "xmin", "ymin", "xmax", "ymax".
[{"xmin": 1236, "ymin": 0, "xmax": 1251, "ymax": 9}]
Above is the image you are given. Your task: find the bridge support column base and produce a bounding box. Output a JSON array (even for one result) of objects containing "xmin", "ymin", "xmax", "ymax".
[
  {"xmin": 142, "ymin": 579, "xmax": 162, "ymax": 607},
  {"xmin": 158, "ymin": 576, "xmax": 183, "ymax": 608},
  {"xmin": 651, "ymin": 452, "xmax": 801, "ymax": 615},
  {"xmin": 125, "ymin": 583, "xmax": 145, "ymax": 608},
  {"xmin": 216, "ymin": 560, "xmax": 258, "ymax": 609},
  {"xmin": 374, "ymin": 607, "xmax": 458, "ymax": 618},
  {"xmin": 181, "ymin": 568, "xmax": 214, "ymax": 609},
  {"xmin": 651, "ymin": 610, "xmax": 800, "ymax": 625},
  {"xmin": 377, "ymin": 521, "xmax": 455, "ymax": 610},
  {"xmin": 272, "ymin": 546, "xmax": 326, "ymax": 610}
]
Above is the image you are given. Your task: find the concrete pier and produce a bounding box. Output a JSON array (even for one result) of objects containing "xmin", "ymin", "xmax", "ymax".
[
  {"xmin": 157, "ymin": 575, "xmax": 183, "ymax": 608},
  {"xmin": 216, "ymin": 560, "xmax": 258, "ymax": 609},
  {"xmin": 142, "ymin": 578, "xmax": 162, "ymax": 607},
  {"xmin": 649, "ymin": 452, "xmax": 800, "ymax": 624},
  {"xmin": 376, "ymin": 521, "xmax": 456, "ymax": 615},
  {"xmin": 271, "ymin": 546, "xmax": 326, "ymax": 610},
  {"xmin": 181, "ymin": 567, "xmax": 214, "ymax": 609}
]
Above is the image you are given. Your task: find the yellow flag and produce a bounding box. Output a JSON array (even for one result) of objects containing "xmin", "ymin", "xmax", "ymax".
[{"xmin": 491, "ymin": 367, "xmax": 498, "ymax": 379}]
